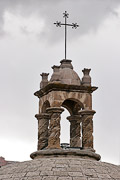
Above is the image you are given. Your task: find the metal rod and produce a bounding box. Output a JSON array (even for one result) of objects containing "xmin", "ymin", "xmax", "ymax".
[{"xmin": 65, "ymin": 15, "xmax": 67, "ymax": 59}]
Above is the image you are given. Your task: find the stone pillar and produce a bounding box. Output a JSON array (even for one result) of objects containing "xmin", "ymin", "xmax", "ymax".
[
  {"xmin": 67, "ymin": 115, "xmax": 81, "ymax": 147},
  {"xmin": 40, "ymin": 73, "xmax": 49, "ymax": 89},
  {"xmin": 46, "ymin": 107, "xmax": 64, "ymax": 149},
  {"xmin": 79, "ymin": 110, "xmax": 96, "ymax": 150},
  {"xmin": 35, "ymin": 113, "xmax": 50, "ymax": 150}
]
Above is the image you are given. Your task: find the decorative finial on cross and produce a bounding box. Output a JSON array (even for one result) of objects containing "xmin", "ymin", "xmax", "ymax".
[{"xmin": 54, "ymin": 11, "xmax": 79, "ymax": 60}]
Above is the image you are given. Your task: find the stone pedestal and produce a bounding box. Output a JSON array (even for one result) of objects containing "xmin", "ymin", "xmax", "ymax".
[
  {"xmin": 30, "ymin": 148, "xmax": 101, "ymax": 161},
  {"xmin": 79, "ymin": 110, "xmax": 96, "ymax": 150},
  {"xmin": 46, "ymin": 107, "xmax": 64, "ymax": 149},
  {"xmin": 35, "ymin": 113, "xmax": 50, "ymax": 150},
  {"xmin": 67, "ymin": 115, "xmax": 81, "ymax": 147}
]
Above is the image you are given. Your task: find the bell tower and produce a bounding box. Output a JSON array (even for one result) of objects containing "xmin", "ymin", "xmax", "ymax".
[
  {"xmin": 30, "ymin": 59, "xmax": 101, "ymax": 161},
  {"xmin": 30, "ymin": 11, "xmax": 100, "ymax": 160}
]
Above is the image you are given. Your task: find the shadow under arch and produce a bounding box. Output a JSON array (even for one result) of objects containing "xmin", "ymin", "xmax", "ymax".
[
  {"xmin": 62, "ymin": 98, "xmax": 84, "ymax": 115},
  {"xmin": 41, "ymin": 100, "xmax": 50, "ymax": 113}
]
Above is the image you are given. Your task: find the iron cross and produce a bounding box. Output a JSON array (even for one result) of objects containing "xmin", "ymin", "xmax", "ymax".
[{"xmin": 54, "ymin": 11, "xmax": 79, "ymax": 60}]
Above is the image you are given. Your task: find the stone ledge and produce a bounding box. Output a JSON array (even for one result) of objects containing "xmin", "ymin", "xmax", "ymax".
[
  {"xmin": 34, "ymin": 83, "xmax": 98, "ymax": 98},
  {"xmin": 30, "ymin": 149, "xmax": 101, "ymax": 161}
]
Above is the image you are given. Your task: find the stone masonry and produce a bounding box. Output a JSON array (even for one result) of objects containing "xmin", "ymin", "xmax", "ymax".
[
  {"xmin": 33, "ymin": 59, "xmax": 98, "ymax": 158},
  {"xmin": 0, "ymin": 157, "xmax": 120, "ymax": 180}
]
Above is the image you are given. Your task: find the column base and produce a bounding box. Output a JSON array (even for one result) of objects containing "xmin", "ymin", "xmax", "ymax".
[{"xmin": 30, "ymin": 148, "xmax": 101, "ymax": 161}]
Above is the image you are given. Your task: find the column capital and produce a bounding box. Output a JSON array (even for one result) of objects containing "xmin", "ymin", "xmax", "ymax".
[
  {"xmin": 67, "ymin": 115, "xmax": 81, "ymax": 123},
  {"xmin": 46, "ymin": 107, "xmax": 64, "ymax": 114},
  {"xmin": 35, "ymin": 113, "xmax": 50, "ymax": 120},
  {"xmin": 79, "ymin": 109, "xmax": 96, "ymax": 116}
]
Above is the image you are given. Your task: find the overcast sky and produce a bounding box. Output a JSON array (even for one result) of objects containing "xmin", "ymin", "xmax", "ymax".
[{"xmin": 0, "ymin": 0, "xmax": 120, "ymax": 165}]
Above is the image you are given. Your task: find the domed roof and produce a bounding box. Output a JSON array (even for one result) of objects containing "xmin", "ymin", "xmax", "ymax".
[
  {"xmin": 50, "ymin": 59, "xmax": 81, "ymax": 86},
  {"xmin": 60, "ymin": 67, "xmax": 81, "ymax": 85},
  {"xmin": 0, "ymin": 157, "xmax": 120, "ymax": 179}
]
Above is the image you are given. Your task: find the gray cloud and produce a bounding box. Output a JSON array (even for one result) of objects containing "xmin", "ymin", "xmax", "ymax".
[
  {"xmin": 0, "ymin": 0, "xmax": 120, "ymax": 163},
  {"xmin": 0, "ymin": 0, "xmax": 120, "ymax": 42}
]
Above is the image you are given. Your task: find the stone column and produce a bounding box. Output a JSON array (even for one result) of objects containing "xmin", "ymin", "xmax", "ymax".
[
  {"xmin": 79, "ymin": 110, "xmax": 96, "ymax": 150},
  {"xmin": 46, "ymin": 107, "xmax": 64, "ymax": 149},
  {"xmin": 35, "ymin": 113, "xmax": 50, "ymax": 150},
  {"xmin": 67, "ymin": 115, "xmax": 81, "ymax": 147}
]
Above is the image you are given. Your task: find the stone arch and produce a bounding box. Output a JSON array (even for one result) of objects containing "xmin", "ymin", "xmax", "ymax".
[
  {"xmin": 41, "ymin": 100, "xmax": 50, "ymax": 113},
  {"xmin": 59, "ymin": 98, "xmax": 84, "ymax": 148},
  {"xmin": 62, "ymin": 98, "xmax": 84, "ymax": 115}
]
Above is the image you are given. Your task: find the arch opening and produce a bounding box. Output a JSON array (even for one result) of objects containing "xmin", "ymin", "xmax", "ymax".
[
  {"xmin": 60, "ymin": 98, "xmax": 84, "ymax": 148},
  {"xmin": 41, "ymin": 100, "xmax": 50, "ymax": 113},
  {"xmin": 62, "ymin": 98, "xmax": 84, "ymax": 115},
  {"xmin": 60, "ymin": 107, "xmax": 70, "ymax": 147}
]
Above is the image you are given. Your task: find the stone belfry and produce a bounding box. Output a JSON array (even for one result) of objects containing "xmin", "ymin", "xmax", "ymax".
[
  {"xmin": 30, "ymin": 11, "xmax": 100, "ymax": 161},
  {"xmin": 30, "ymin": 59, "xmax": 100, "ymax": 161}
]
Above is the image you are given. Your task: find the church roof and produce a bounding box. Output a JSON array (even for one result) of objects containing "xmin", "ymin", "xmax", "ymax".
[{"xmin": 0, "ymin": 157, "xmax": 120, "ymax": 179}]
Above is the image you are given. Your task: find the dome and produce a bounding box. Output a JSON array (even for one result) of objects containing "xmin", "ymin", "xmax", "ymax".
[
  {"xmin": 0, "ymin": 157, "xmax": 120, "ymax": 179},
  {"xmin": 60, "ymin": 67, "xmax": 81, "ymax": 85},
  {"xmin": 50, "ymin": 59, "xmax": 81, "ymax": 86}
]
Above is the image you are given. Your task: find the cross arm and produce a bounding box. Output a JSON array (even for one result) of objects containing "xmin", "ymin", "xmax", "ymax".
[{"xmin": 54, "ymin": 22, "xmax": 79, "ymax": 29}]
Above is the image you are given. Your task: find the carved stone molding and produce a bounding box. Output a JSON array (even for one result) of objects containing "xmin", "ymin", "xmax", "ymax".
[{"xmin": 35, "ymin": 113, "xmax": 50, "ymax": 120}]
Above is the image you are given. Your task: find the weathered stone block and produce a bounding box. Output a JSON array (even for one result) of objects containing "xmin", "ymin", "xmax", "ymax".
[
  {"xmin": 26, "ymin": 171, "xmax": 40, "ymax": 177},
  {"xmin": 58, "ymin": 177, "xmax": 72, "ymax": 180},
  {"xmin": 68, "ymin": 171, "xmax": 83, "ymax": 177},
  {"xmin": 42, "ymin": 176, "xmax": 57, "ymax": 180}
]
